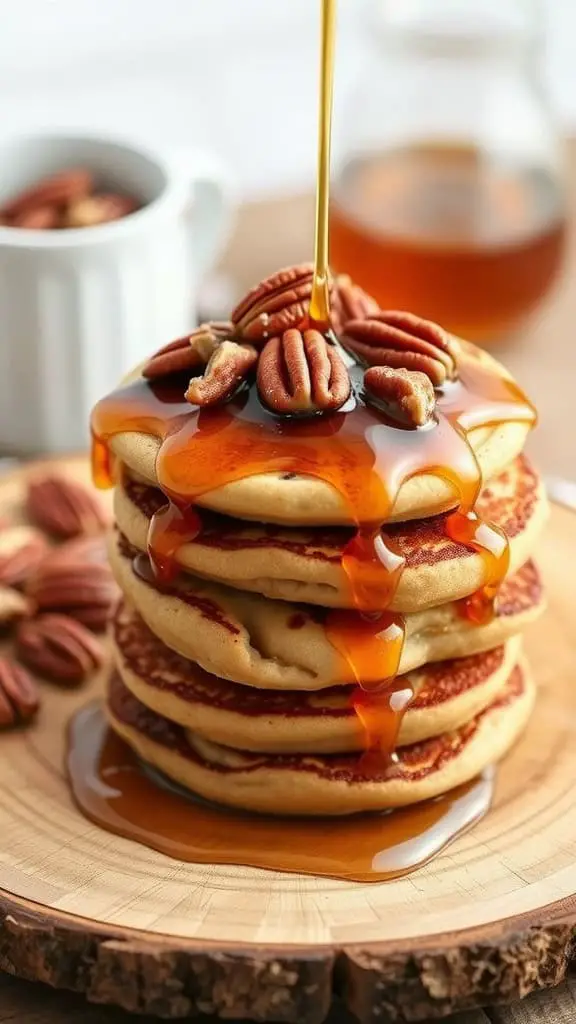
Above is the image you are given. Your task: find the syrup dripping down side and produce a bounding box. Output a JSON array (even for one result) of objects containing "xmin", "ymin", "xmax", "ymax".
[{"xmin": 91, "ymin": 356, "xmax": 535, "ymax": 763}]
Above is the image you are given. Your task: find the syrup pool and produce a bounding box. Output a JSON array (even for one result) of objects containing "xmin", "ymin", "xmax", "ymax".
[{"xmin": 68, "ymin": 702, "xmax": 494, "ymax": 883}]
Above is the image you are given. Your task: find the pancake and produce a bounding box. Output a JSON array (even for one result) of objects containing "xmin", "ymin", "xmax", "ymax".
[
  {"xmin": 109, "ymin": 531, "xmax": 543, "ymax": 690},
  {"xmin": 106, "ymin": 344, "xmax": 532, "ymax": 527},
  {"xmin": 107, "ymin": 663, "xmax": 535, "ymax": 815},
  {"xmin": 114, "ymin": 455, "xmax": 547, "ymax": 612},
  {"xmin": 112, "ymin": 602, "xmax": 522, "ymax": 753}
]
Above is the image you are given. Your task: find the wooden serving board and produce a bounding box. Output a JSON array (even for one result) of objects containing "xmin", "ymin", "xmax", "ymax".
[{"xmin": 0, "ymin": 458, "xmax": 575, "ymax": 1024}]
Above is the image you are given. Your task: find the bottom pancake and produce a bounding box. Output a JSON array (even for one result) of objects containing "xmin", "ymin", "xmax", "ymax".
[
  {"xmin": 107, "ymin": 665, "xmax": 534, "ymax": 816},
  {"xmin": 112, "ymin": 602, "xmax": 522, "ymax": 753}
]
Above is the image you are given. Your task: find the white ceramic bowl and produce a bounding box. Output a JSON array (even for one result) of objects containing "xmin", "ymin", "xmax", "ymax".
[{"xmin": 0, "ymin": 133, "xmax": 234, "ymax": 452}]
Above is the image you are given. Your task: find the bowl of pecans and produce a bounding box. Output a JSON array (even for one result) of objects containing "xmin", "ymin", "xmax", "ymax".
[{"xmin": 0, "ymin": 133, "xmax": 234, "ymax": 454}]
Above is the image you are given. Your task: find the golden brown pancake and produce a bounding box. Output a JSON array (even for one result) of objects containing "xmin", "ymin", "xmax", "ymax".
[
  {"xmin": 109, "ymin": 529, "xmax": 543, "ymax": 690},
  {"xmin": 112, "ymin": 602, "xmax": 521, "ymax": 753},
  {"xmin": 107, "ymin": 663, "xmax": 534, "ymax": 815},
  {"xmin": 114, "ymin": 455, "xmax": 547, "ymax": 612},
  {"xmin": 107, "ymin": 345, "xmax": 531, "ymax": 527}
]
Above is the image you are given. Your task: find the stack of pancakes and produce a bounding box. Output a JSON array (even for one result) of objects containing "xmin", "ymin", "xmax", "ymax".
[{"xmin": 106, "ymin": 398, "xmax": 547, "ymax": 815}]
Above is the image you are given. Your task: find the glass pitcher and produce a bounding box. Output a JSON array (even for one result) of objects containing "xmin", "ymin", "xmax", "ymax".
[{"xmin": 331, "ymin": 0, "xmax": 567, "ymax": 342}]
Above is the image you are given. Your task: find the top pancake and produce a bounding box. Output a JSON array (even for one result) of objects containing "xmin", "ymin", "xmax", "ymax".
[{"xmin": 106, "ymin": 342, "xmax": 533, "ymax": 526}]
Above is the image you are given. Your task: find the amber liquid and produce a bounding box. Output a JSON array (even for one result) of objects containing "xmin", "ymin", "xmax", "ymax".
[
  {"xmin": 331, "ymin": 144, "xmax": 567, "ymax": 342},
  {"xmin": 309, "ymin": 0, "xmax": 336, "ymax": 327},
  {"xmin": 68, "ymin": 702, "xmax": 494, "ymax": 883}
]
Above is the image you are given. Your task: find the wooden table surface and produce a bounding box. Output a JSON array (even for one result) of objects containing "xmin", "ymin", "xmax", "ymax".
[{"xmin": 2, "ymin": 148, "xmax": 576, "ymax": 1023}]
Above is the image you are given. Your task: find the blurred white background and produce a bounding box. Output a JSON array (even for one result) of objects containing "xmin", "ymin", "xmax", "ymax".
[{"xmin": 1, "ymin": 0, "xmax": 575, "ymax": 199}]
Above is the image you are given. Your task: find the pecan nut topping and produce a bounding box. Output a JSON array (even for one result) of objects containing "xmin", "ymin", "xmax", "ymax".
[
  {"xmin": 364, "ymin": 366, "xmax": 436, "ymax": 427},
  {"xmin": 257, "ymin": 329, "xmax": 351, "ymax": 414},
  {"xmin": 142, "ymin": 322, "xmax": 233, "ymax": 380},
  {"xmin": 343, "ymin": 311, "xmax": 458, "ymax": 387},
  {"xmin": 0, "ymin": 527, "xmax": 49, "ymax": 587},
  {"xmin": 0, "ymin": 657, "xmax": 40, "ymax": 728},
  {"xmin": 26, "ymin": 554, "xmax": 119, "ymax": 632},
  {"xmin": 232, "ymin": 264, "xmax": 315, "ymax": 344},
  {"xmin": 331, "ymin": 274, "xmax": 379, "ymax": 334},
  {"xmin": 185, "ymin": 340, "xmax": 258, "ymax": 407},
  {"xmin": 16, "ymin": 613, "xmax": 104, "ymax": 685},
  {"xmin": 64, "ymin": 193, "xmax": 138, "ymax": 229},
  {"xmin": 26, "ymin": 474, "xmax": 108, "ymax": 539}
]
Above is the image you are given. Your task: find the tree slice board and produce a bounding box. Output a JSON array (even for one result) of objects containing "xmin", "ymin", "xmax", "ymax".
[{"xmin": 0, "ymin": 458, "xmax": 574, "ymax": 1024}]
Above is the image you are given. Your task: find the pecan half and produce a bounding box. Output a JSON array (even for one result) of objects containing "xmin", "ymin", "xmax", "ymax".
[
  {"xmin": 0, "ymin": 657, "xmax": 40, "ymax": 728},
  {"xmin": 257, "ymin": 329, "xmax": 351, "ymax": 414},
  {"xmin": 1, "ymin": 168, "xmax": 93, "ymax": 221},
  {"xmin": 232, "ymin": 264, "xmax": 315, "ymax": 344},
  {"xmin": 142, "ymin": 322, "xmax": 233, "ymax": 380},
  {"xmin": 331, "ymin": 274, "xmax": 379, "ymax": 334},
  {"xmin": 26, "ymin": 475, "xmax": 108, "ymax": 539},
  {"xmin": 16, "ymin": 613, "xmax": 104, "ymax": 685},
  {"xmin": 26, "ymin": 555, "xmax": 119, "ymax": 632},
  {"xmin": 185, "ymin": 340, "xmax": 258, "ymax": 406},
  {"xmin": 343, "ymin": 312, "xmax": 458, "ymax": 386},
  {"xmin": 64, "ymin": 193, "xmax": 138, "ymax": 228},
  {"xmin": 0, "ymin": 527, "xmax": 49, "ymax": 587},
  {"xmin": 364, "ymin": 366, "xmax": 435, "ymax": 427}
]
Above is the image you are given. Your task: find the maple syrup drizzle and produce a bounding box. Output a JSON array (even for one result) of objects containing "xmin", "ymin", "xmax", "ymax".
[
  {"xmin": 309, "ymin": 0, "xmax": 336, "ymax": 328},
  {"xmin": 146, "ymin": 500, "xmax": 201, "ymax": 583},
  {"xmin": 447, "ymin": 510, "xmax": 511, "ymax": 624},
  {"xmin": 67, "ymin": 701, "xmax": 494, "ymax": 883},
  {"xmin": 91, "ymin": 360, "xmax": 534, "ymax": 762},
  {"xmin": 92, "ymin": 432, "xmax": 115, "ymax": 490},
  {"xmin": 354, "ymin": 679, "xmax": 415, "ymax": 771},
  {"xmin": 327, "ymin": 606, "xmax": 408, "ymax": 768}
]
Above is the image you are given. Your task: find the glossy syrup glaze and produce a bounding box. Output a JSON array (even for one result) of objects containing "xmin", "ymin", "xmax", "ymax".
[{"xmin": 91, "ymin": 351, "xmax": 534, "ymax": 766}]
